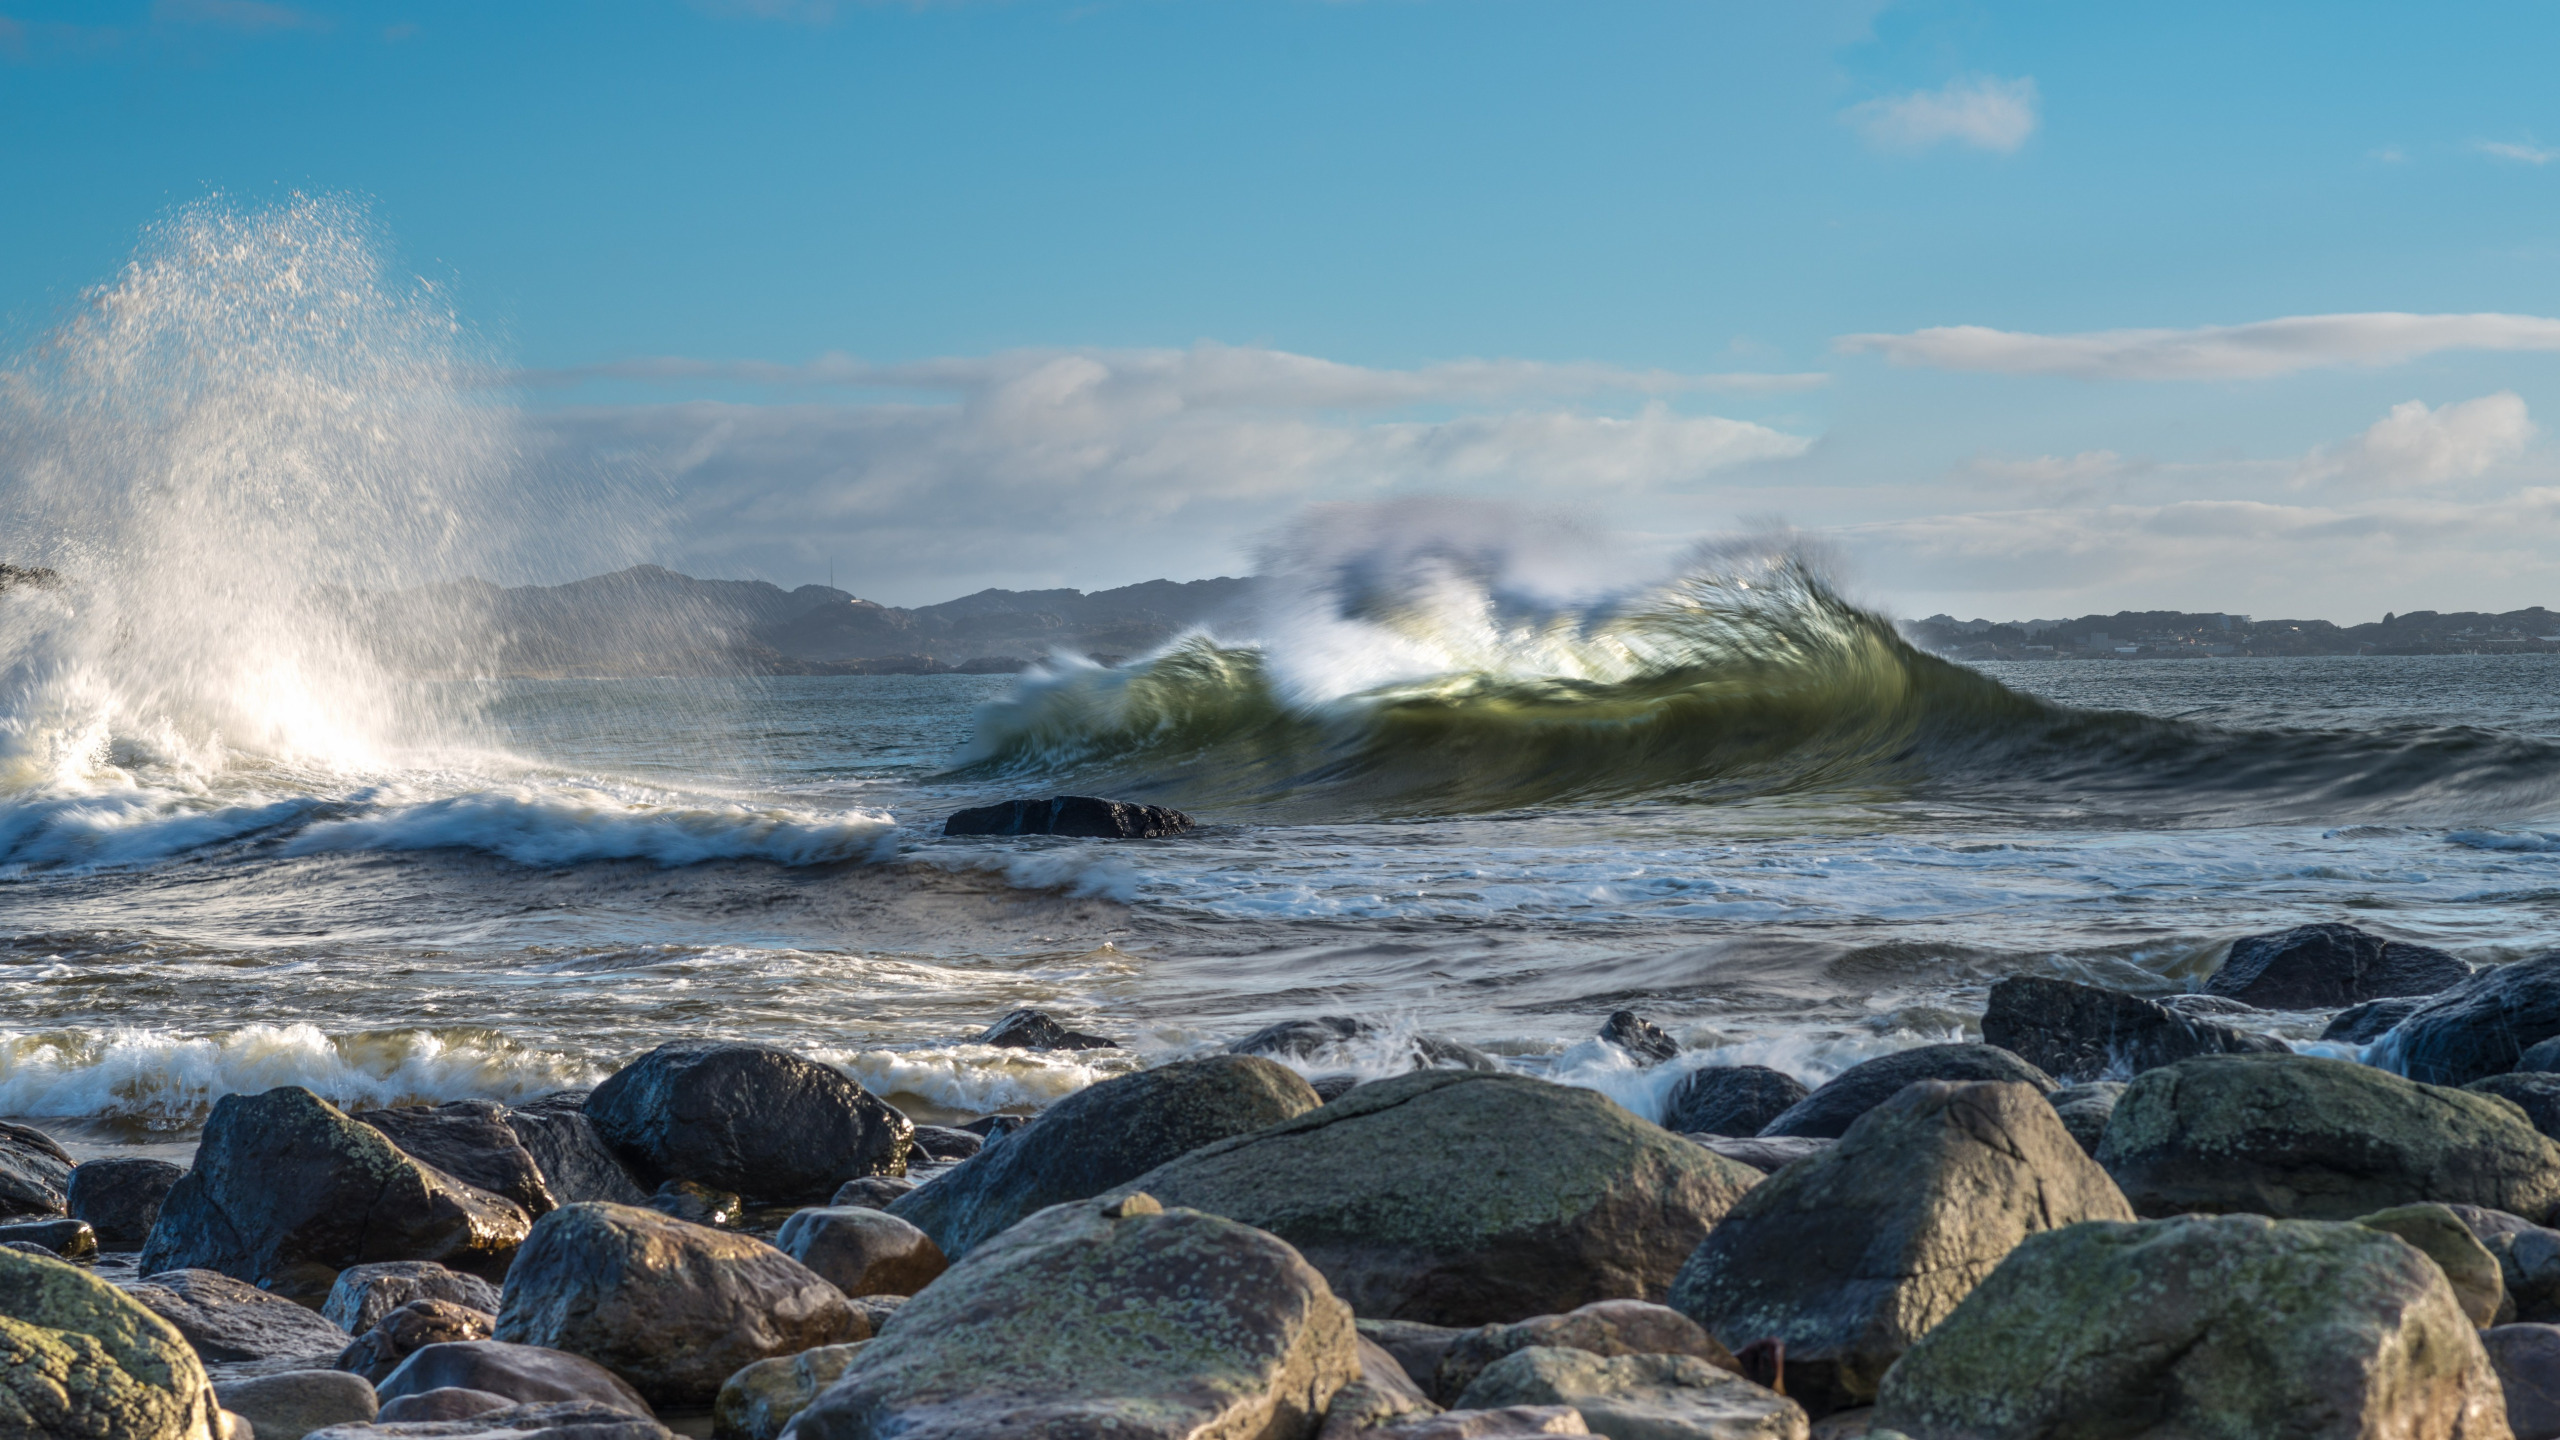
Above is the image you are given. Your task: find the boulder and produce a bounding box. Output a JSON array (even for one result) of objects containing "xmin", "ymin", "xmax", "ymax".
[
  {"xmin": 2043, "ymin": 1081, "xmax": 2123, "ymax": 1155},
  {"xmin": 782, "ymin": 1192, "xmax": 1359, "ymax": 1440},
  {"xmin": 138, "ymin": 1087, "xmax": 531, "ymax": 1303},
  {"xmin": 353, "ymin": 1102, "xmax": 556, "ymax": 1218},
  {"xmin": 1870, "ymin": 1214, "xmax": 2511, "ymax": 1440},
  {"xmin": 1432, "ymin": 1300, "xmax": 1740, "ymax": 1405},
  {"xmin": 583, "ymin": 1041, "xmax": 911, "ymax": 1202},
  {"xmin": 1375, "ymin": 1410, "xmax": 1589, "ymax": 1437},
  {"xmin": 214, "ymin": 1370, "xmax": 379, "ymax": 1440},
  {"xmin": 1127, "ymin": 1069, "xmax": 1765, "ymax": 1326},
  {"xmin": 1230, "ymin": 1016, "xmax": 1502, "ymax": 1074},
  {"xmin": 374, "ymin": 1340, "xmax": 652, "ymax": 1415},
  {"xmin": 130, "ymin": 1268, "xmax": 355, "ymax": 1363},
  {"xmin": 2477, "ymin": 1072, "xmax": 2560, "ymax": 1140},
  {"xmin": 0, "ymin": 1246, "xmax": 225, "ymax": 1440},
  {"xmin": 493, "ymin": 1201, "xmax": 857, "ymax": 1406},
  {"xmin": 1686, "ymin": 1136, "xmax": 1831, "ymax": 1174},
  {"xmin": 0, "ymin": 1215, "xmax": 97, "ymax": 1257},
  {"xmin": 500, "ymin": 1092, "xmax": 650, "ymax": 1207},
  {"xmin": 2096, "ymin": 1052, "xmax": 2560, "ymax": 1221},
  {"xmin": 2525, "ymin": 1038, "xmax": 2560, "ymax": 1073},
  {"xmin": 1669, "ymin": 1080, "xmax": 2132, "ymax": 1415},
  {"xmin": 942, "ymin": 794, "xmax": 1193, "ymax": 838},
  {"xmin": 2484, "ymin": 1325, "xmax": 2560, "ymax": 1440},
  {"xmin": 711, "ymin": 1342, "xmax": 869, "ymax": 1440},
  {"xmin": 306, "ymin": 1399, "xmax": 672, "ymax": 1439},
  {"xmin": 336, "ymin": 1299, "xmax": 496, "ymax": 1384},
  {"xmin": 907, "ymin": 1126, "xmax": 982, "ymax": 1162},
  {"xmin": 2358, "ymin": 1203, "xmax": 2507, "ymax": 1328},
  {"xmin": 1361, "ymin": 1319, "xmax": 1468, "ymax": 1395},
  {"xmin": 0, "ymin": 1119, "xmax": 74, "ymax": 1218},
  {"xmin": 1451, "ymin": 1348, "xmax": 1806, "ymax": 1440},
  {"xmin": 2377, "ymin": 951, "xmax": 2560, "ymax": 1086},
  {"xmin": 887, "ymin": 1054, "xmax": 1320, "ymax": 1260},
  {"xmin": 1320, "ymin": 1336, "xmax": 1440, "ymax": 1439},
  {"xmin": 2324, "ymin": 996, "xmax": 2432, "ymax": 1044},
  {"xmin": 1662, "ymin": 1067, "xmax": 1808, "ymax": 1138},
  {"xmin": 322, "ymin": 1261, "xmax": 503, "ymax": 1336},
  {"xmin": 774, "ymin": 1206, "xmax": 947, "ymax": 1297},
  {"xmin": 1979, "ymin": 975, "xmax": 2286, "ymax": 1082},
  {"xmin": 376, "ymin": 1389, "xmax": 511, "ymax": 1423},
  {"xmin": 831, "ymin": 1175, "xmax": 915, "ymax": 1210},
  {"xmin": 1758, "ymin": 1045, "xmax": 2054, "ymax": 1140},
  {"xmin": 1599, "ymin": 1012, "xmax": 1680, "ymax": 1066},
  {"xmin": 69, "ymin": 1156, "xmax": 186, "ymax": 1245},
  {"xmin": 2449, "ymin": 1208, "xmax": 2560, "ymax": 1325},
  {"xmin": 972, "ymin": 1008, "xmax": 1118, "ymax": 1050},
  {"xmin": 2208, "ymin": 922, "xmax": 2471, "ymax": 1009}
]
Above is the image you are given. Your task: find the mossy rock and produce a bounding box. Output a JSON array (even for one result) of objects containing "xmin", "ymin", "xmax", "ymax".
[
  {"xmin": 0, "ymin": 1246, "xmax": 225, "ymax": 1440},
  {"xmin": 712, "ymin": 1341, "xmax": 868, "ymax": 1440},
  {"xmin": 2357, "ymin": 1203, "xmax": 2506, "ymax": 1328}
]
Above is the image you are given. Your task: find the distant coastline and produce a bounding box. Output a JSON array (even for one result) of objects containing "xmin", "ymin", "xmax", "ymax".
[{"xmin": 1906, "ymin": 606, "xmax": 2560, "ymax": 661}]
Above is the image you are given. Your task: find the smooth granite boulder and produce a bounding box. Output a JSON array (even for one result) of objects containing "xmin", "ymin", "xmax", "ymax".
[
  {"xmin": 2484, "ymin": 1325, "xmax": 2560, "ymax": 1440},
  {"xmin": 1757, "ymin": 1045, "xmax": 2054, "ymax": 1139},
  {"xmin": 784, "ymin": 1192, "xmax": 1359, "ymax": 1440},
  {"xmin": 2476, "ymin": 1072, "xmax": 2560, "ymax": 1142},
  {"xmin": 2096, "ymin": 1052, "xmax": 2560, "ymax": 1222},
  {"xmin": 0, "ymin": 1215, "xmax": 96, "ymax": 1257},
  {"xmin": 500, "ymin": 1092, "xmax": 650, "ymax": 1207},
  {"xmin": 1871, "ymin": 1215, "xmax": 2511, "ymax": 1440},
  {"xmin": 888, "ymin": 1054, "xmax": 1321, "ymax": 1260},
  {"xmin": 375, "ymin": 1339, "xmax": 653, "ymax": 1416},
  {"xmin": 139, "ymin": 1087, "xmax": 530, "ymax": 1303},
  {"xmin": 1661, "ymin": 1066, "xmax": 1808, "ymax": 1138},
  {"xmin": 1598, "ymin": 1012, "xmax": 1680, "ymax": 1066},
  {"xmin": 213, "ymin": 1370, "xmax": 379, "ymax": 1440},
  {"xmin": 973, "ymin": 1008, "xmax": 1118, "ymax": 1051},
  {"xmin": 1669, "ymin": 1080, "xmax": 2133, "ymax": 1415},
  {"xmin": 353, "ymin": 1102, "xmax": 556, "ymax": 1219},
  {"xmin": 307, "ymin": 1399, "xmax": 672, "ymax": 1440},
  {"xmin": 1231, "ymin": 1016, "xmax": 1503, "ymax": 1075},
  {"xmin": 711, "ymin": 1341, "xmax": 869, "ymax": 1440},
  {"xmin": 2044, "ymin": 1081, "xmax": 2124, "ymax": 1155},
  {"xmin": 336, "ymin": 1298, "xmax": 496, "ymax": 1384},
  {"xmin": 2360, "ymin": 1203, "xmax": 2508, "ymax": 1328},
  {"xmin": 1980, "ymin": 975, "xmax": 2286, "ymax": 1082},
  {"xmin": 1451, "ymin": 1348, "xmax": 1805, "ymax": 1440},
  {"xmin": 2325, "ymin": 995, "xmax": 2433, "ymax": 1045},
  {"xmin": 2377, "ymin": 952, "xmax": 2560, "ymax": 1087},
  {"xmin": 68, "ymin": 1156, "xmax": 185, "ymax": 1245},
  {"xmin": 0, "ymin": 1246, "xmax": 225, "ymax": 1440},
  {"xmin": 1127, "ymin": 1069, "xmax": 1765, "ymax": 1326},
  {"xmin": 130, "ymin": 1268, "xmax": 355, "ymax": 1364},
  {"xmin": 322, "ymin": 1260, "xmax": 503, "ymax": 1336},
  {"xmin": 774, "ymin": 1206, "xmax": 947, "ymax": 1297},
  {"xmin": 584, "ymin": 1042, "xmax": 911, "ymax": 1202},
  {"xmin": 1431, "ymin": 1301, "xmax": 1740, "ymax": 1406},
  {"xmin": 2208, "ymin": 922, "xmax": 2471, "ymax": 1009},
  {"xmin": 0, "ymin": 1120, "xmax": 74, "ymax": 1219},
  {"xmin": 942, "ymin": 794, "xmax": 1193, "ymax": 838},
  {"xmin": 494, "ymin": 1201, "xmax": 858, "ymax": 1406}
]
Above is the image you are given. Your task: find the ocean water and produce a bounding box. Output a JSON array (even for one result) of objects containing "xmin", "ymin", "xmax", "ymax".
[{"xmin": 6, "ymin": 200, "xmax": 2560, "ymax": 1152}]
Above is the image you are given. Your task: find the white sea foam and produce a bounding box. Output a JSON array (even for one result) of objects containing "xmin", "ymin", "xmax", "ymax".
[
  {"xmin": 821, "ymin": 1043, "xmax": 1140, "ymax": 1119},
  {"xmin": 283, "ymin": 786, "xmax": 899, "ymax": 868},
  {"xmin": 2449, "ymin": 828, "xmax": 2560, "ymax": 853}
]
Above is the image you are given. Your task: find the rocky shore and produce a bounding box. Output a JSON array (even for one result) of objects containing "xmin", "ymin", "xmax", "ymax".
[{"xmin": 10, "ymin": 920, "xmax": 2560, "ymax": 1438}]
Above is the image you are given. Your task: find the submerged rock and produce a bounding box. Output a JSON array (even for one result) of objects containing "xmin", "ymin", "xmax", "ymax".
[
  {"xmin": 583, "ymin": 1040, "xmax": 911, "ymax": 1202},
  {"xmin": 2096, "ymin": 1052, "xmax": 2560, "ymax": 1221},
  {"xmin": 1128, "ymin": 1069, "xmax": 1764, "ymax": 1326},
  {"xmin": 130, "ymin": 1268, "xmax": 355, "ymax": 1364},
  {"xmin": 2377, "ymin": 950, "xmax": 2560, "ymax": 1086},
  {"xmin": 0, "ymin": 1119, "xmax": 74, "ymax": 1219},
  {"xmin": 1598, "ymin": 1012, "xmax": 1680, "ymax": 1066},
  {"xmin": 773, "ymin": 1206, "xmax": 947, "ymax": 1297},
  {"xmin": 1757, "ymin": 1044, "xmax": 2054, "ymax": 1140},
  {"xmin": 353, "ymin": 1101, "xmax": 557, "ymax": 1219},
  {"xmin": 501, "ymin": 1091, "xmax": 651, "ymax": 1207},
  {"xmin": 972, "ymin": 1007, "xmax": 1119, "ymax": 1050},
  {"xmin": 1432, "ymin": 1300, "xmax": 1739, "ymax": 1405},
  {"xmin": 2323, "ymin": 995, "xmax": 2432, "ymax": 1045},
  {"xmin": 1450, "ymin": 1348, "xmax": 1805, "ymax": 1440},
  {"xmin": 2206, "ymin": 921, "xmax": 2471, "ymax": 1009},
  {"xmin": 69, "ymin": 1156, "xmax": 185, "ymax": 1246},
  {"xmin": 322, "ymin": 1260, "xmax": 503, "ymax": 1337},
  {"xmin": 0, "ymin": 1246, "xmax": 225, "ymax": 1440},
  {"xmin": 1979, "ymin": 975, "xmax": 2285, "ymax": 1083},
  {"xmin": 1670, "ymin": 1080, "xmax": 2133, "ymax": 1415},
  {"xmin": 1662, "ymin": 1066, "xmax": 1808, "ymax": 1139},
  {"xmin": 888, "ymin": 1054, "xmax": 1320, "ymax": 1260},
  {"xmin": 942, "ymin": 794, "xmax": 1194, "ymax": 838},
  {"xmin": 1871, "ymin": 1214, "xmax": 2510, "ymax": 1440}
]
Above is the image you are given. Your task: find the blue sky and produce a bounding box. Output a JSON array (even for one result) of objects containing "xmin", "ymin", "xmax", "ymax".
[{"xmin": 8, "ymin": 0, "xmax": 2560, "ymax": 619}]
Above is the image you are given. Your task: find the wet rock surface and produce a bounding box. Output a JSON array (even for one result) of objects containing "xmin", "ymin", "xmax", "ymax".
[
  {"xmin": 774, "ymin": 1205, "xmax": 947, "ymax": 1297},
  {"xmin": 2323, "ymin": 995, "xmax": 2433, "ymax": 1044},
  {"xmin": 0, "ymin": 1120, "xmax": 75, "ymax": 1219},
  {"xmin": 1758, "ymin": 1044, "xmax": 2055, "ymax": 1139},
  {"xmin": 337, "ymin": 1298, "xmax": 497, "ymax": 1384},
  {"xmin": 500, "ymin": 1092, "xmax": 651, "ymax": 1208},
  {"xmin": 583, "ymin": 1041, "xmax": 912, "ymax": 1203},
  {"xmin": 972, "ymin": 1008, "xmax": 1119, "ymax": 1050},
  {"xmin": 69, "ymin": 1156, "xmax": 185, "ymax": 1245},
  {"xmin": 1662, "ymin": 1066, "xmax": 1809, "ymax": 1139},
  {"xmin": 942, "ymin": 794, "xmax": 1194, "ymax": 838},
  {"xmin": 2378, "ymin": 950, "xmax": 2560, "ymax": 1086},
  {"xmin": 323, "ymin": 1261, "xmax": 503, "ymax": 1336},
  {"xmin": 130, "ymin": 1268, "xmax": 356, "ymax": 1364},
  {"xmin": 1598, "ymin": 1011, "xmax": 1680, "ymax": 1066},
  {"xmin": 1979, "ymin": 975, "xmax": 2286, "ymax": 1083},
  {"xmin": 353, "ymin": 1102, "xmax": 557, "ymax": 1219},
  {"xmin": 2207, "ymin": 922, "xmax": 2472, "ymax": 1009}
]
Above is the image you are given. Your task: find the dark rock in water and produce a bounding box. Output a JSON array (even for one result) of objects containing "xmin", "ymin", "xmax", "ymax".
[
  {"xmin": 0, "ymin": 1245, "xmax": 226, "ymax": 1440},
  {"xmin": 494, "ymin": 1201, "xmax": 858, "ymax": 1406},
  {"xmin": 308, "ymin": 1399, "xmax": 675, "ymax": 1439},
  {"xmin": 375, "ymin": 1387, "xmax": 511, "ymax": 1423},
  {"xmin": 2473, "ymin": 1072, "xmax": 2560, "ymax": 1142},
  {"xmin": 214, "ymin": 1369, "xmax": 379, "ymax": 1440},
  {"xmin": 138, "ymin": 1086, "xmax": 530, "ymax": 1303},
  {"xmin": 2098, "ymin": 1052, "xmax": 2560, "ymax": 1221},
  {"xmin": 2155, "ymin": 993, "xmax": 2265, "ymax": 1019},
  {"xmin": 1231, "ymin": 1014, "xmax": 1503, "ymax": 1074},
  {"xmin": 1684, "ymin": 1134, "xmax": 1832, "ymax": 1174},
  {"xmin": 1125, "ymin": 1070, "xmax": 1766, "ymax": 1326},
  {"xmin": 1759, "ymin": 1044, "xmax": 2055, "ymax": 1139},
  {"xmin": 1431, "ymin": 1300, "xmax": 1741, "ymax": 1405},
  {"xmin": 1310, "ymin": 1073, "xmax": 1363, "ymax": 1102},
  {"xmin": 130, "ymin": 1267, "xmax": 354, "ymax": 1363},
  {"xmin": 2206, "ymin": 922, "xmax": 2471, "ymax": 1009},
  {"xmin": 67, "ymin": 1156, "xmax": 183, "ymax": 1246},
  {"xmin": 942, "ymin": 794, "xmax": 1194, "ymax": 839},
  {"xmin": 829, "ymin": 1174, "xmax": 915, "ymax": 1210},
  {"xmin": 2324, "ymin": 995, "xmax": 2432, "ymax": 1045},
  {"xmin": 782, "ymin": 1194, "xmax": 1358, "ymax": 1440},
  {"xmin": 1980, "ymin": 975, "xmax": 2287, "ymax": 1084},
  {"xmin": 889, "ymin": 1054, "xmax": 1320, "ymax": 1260},
  {"xmin": 583, "ymin": 1040, "xmax": 912, "ymax": 1202},
  {"xmin": 972, "ymin": 1007, "xmax": 1119, "ymax": 1050},
  {"xmin": 2044, "ymin": 1081, "xmax": 2125, "ymax": 1156},
  {"xmin": 2484, "ymin": 1324, "xmax": 2560, "ymax": 1440},
  {"xmin": 336, "ymin": 1297, "xmax": 497, "ymax": 1384},
  {"xmin": 958, "ymin": 1114, "xmax": 1029, "ymax": 1140},
  {"xmin": 0, "ymin": 1216, "xmax": 96, "ymax": 1258},
  {"xmin": 502, "ymin": 1091, "xmax": 651, "ymax": 1207},
  {"xmin": 774, "ymin": 1205, "xmax": 947, "ymax": 1297},
  {"xmin": 908, "ymin": 1125, "xmax": 982, "ymax": 1162},
  {"xmin": 2379, "ymin": 951, "xmax": 2560, "ymax": 1087},
  {"xmin": 354, "ymin": 1101, "xmax": 556, "ymax": 1219},
  {"xmin": 1598, "ymin": 1011, "xmax": 1679, "ymax": 1066},
  {"xmin": 0, "ymin": 1119, "xmax": 73, "ymax": 1219},
  {"xmin": 644, "ymin": 1178, "xmax": 741, "ymax": 1228},
  {"xmin": 1662, "ymin": 1065, "xmax": 1809, "ymax": 1138},
  {"xmin": 323, "ymin": 1260, "xmax": 502, "ymax": 1335},
  {"xmin": 1671, "ymin": 1080, "xmax": 2133, "ymax": 1415},
  {"xmin": 376, "ymin": 1338, "xmax": 654, "ymax": 1416}
]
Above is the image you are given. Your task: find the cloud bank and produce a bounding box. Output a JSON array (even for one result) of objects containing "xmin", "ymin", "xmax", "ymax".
[
  {"xmin": 1843, "ymin": 76, "xmax": 2040, "ymax": 154},
  {"xmin": 1838, "ymin": 312, "xmax": 2560, "ymax": 380}
]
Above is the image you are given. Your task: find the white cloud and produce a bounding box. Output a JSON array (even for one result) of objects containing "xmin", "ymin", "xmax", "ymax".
[
  {"xmin": 2477, "ymin": 140, "xmax": 2559, "ymax": 165},
  {"xmin": 1843, "ymin": 76, "xmax": 2040, "ymax": 154},
  {"xmin": 1837, "ymin": 312, "xmax": 2560, "ymax": 380},
  {"xmin": 2296, "ymin": 392, "xmax": 2535, "ymax": 489}
]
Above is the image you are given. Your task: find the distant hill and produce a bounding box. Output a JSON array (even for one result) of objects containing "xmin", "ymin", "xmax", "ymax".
[{"xmin": 1906, "ymin": 607, "xmax": 2560, "ymax": 662}]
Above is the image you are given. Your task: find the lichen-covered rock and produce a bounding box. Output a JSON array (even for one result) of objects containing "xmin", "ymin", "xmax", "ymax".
[
  {"xmin": 2377, "ymin": 951, "xmax": 2560, "ymax": 1087},
  {"xmin": 336, "ymin": 1298, "xmax": 496, "ymax": 1384},
  {"xmin": 2209, "ymin": 922, "xmax": 2471, "ymax": 1010},
  {"xmin": 784, "ymin": 1193, "xmax": 1358, "ymax": 1440},
  {"xmin": 888, "ymin": 1054, "xmax": 1320, "ymax": 1260},
  {"xmin": 130, "ymin": 1268, "xmax": 355, "ymax": 1364},
  {"xmin": 501, "ymin": 1092, "xmax": 650, "ymax": 1207},
  {"xmin": 1980, "ymin": 975, "xmax": 2285, "ymax": 1083},
  {"xmin": 774, "ymin": 1206, "xmax": 946, "ymax": 1297},
  {"xmin": 68, "ymin": 1156, "xmax": 184, "ymax": 1245},
  {"xmin": 584, "ymin": 1042, "xmax": 911, "ymax": 1203},
  {"xmin": 1662, "ymin": 1067, "xmax": 1808, "ymax": 1139},
  {"xmin": 1432, "ymin": 1301, "xmax": 1739, "ymax": 1405},
  {"xmin": 2476, "ymin": 1073, "xmax": 2560, "ymax": 1142},
  {"xmin": 322, "ymin": 1260, "xmax": 503, "ymax": 1336},
  {"xmin": 1451, "ymin": 1348, "xmax": 1805, "ymax": 1440},
  {"xmin": 353, "ymin": 1101, "xmax": 556, "ymax": 1219},
  {"xmin": 711, "ymin": 1342, "xmax": 868, "ymax": 1440},
  {"xmin": 0, "ymin": 1245, "xmax": 226, "ymax": 1440},
  {"xmin": 2360, "ymin": 1203, "xmax": 2508, "ymax": 1328},
  {"xmin": 0, "ymin": 1120, "xmax": 73, "ymax": 1219},
  {"xmin": 1130, "ymin": 1069, "xmax": 1764, "ymax": 1326},
  {"xmin": 138, "ymin": 1087, "xmax": 530, "ymax": 1303},
  {"xmin": 1758, "ymin": 1045, "xmax": 2053, "ymax": 1140},
  {"xmin": 375, "ymin": 1339, "xmax": 653, "ymax": 1416},
  {"xmin": 1669, "ymin": 1080, "xmax": 2132, "ymax": 1415},
  {"xmin": 1870, "ymin": 1215, "xmax": 2511, "ymax": 1440},
  {"xmin": 493, "ymin": 1201, "xmax": 857, "ymax": 1406},
  {"xmin": 2096, "ymin": 1052, "xmax": 2560, "ymax": 1222},
  {"xmin": 2044, "ymin": 1081, "xmax": 2123, "ymax": 1155},
  {"xmin": 213, "ymin": 1370, "xmax": 379, "ymax": 1440}
]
